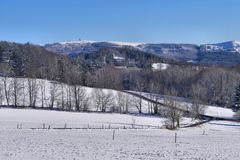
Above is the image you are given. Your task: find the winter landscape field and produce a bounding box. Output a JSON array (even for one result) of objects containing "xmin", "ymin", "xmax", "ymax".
[
  {"xmin": 2, "ymin": 0, "xmax": 240, "ymax": 159},
  {"xmin": 0, "ymin": 108, "xmax": 240, "ymax": 160},
  {"xmin": 0, "ymin": 77, "xmax": 239, "ymax": 160}
]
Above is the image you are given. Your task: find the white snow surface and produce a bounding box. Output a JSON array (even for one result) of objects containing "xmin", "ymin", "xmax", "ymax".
[
  {"xmin": 0, "ymin": 108, "xmax": 240, "ymax": 159},
  {"xmin": 59, "ymin": 40, "xmax": 96, "ymax": 45},
  {"xmin": 0, "ymin": 77, "xmax": 239, "ymax": 159},
  {"xmin": 128, "ymin": 91, "xmax": 235, "ymax": 119},
  {"xmin": 109, "ymin": 41, "xmax": 144, "ymax": 47},
  {"xmin": 0, "ymin": 108, "xmax": 164, "ymax": 129},
  {"xmin": 203, "ymin": 40, "xmax": 240, "ymax": 53},
  {"xmin": 113, "ymin": 55, "xmax": 125, "ymax": 60},
  {"xmin": 58, "ymin": 39, "xmax": 144, "ymax": 47},
  {"xmin": 152, "ymin": 63, "xmax": 169, "ymax": 71},
  {"xmin": 204, "ymin": 106, "xmax": 235, "ymax": 118}
]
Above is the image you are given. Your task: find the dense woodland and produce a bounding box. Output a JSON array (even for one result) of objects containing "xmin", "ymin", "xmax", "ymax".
[{"xmin": 1, "ymin": 41, "xmax": 240, "ymax": 109}]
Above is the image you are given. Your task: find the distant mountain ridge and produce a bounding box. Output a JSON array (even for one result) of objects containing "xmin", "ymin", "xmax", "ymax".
[
  {"xmin": 201, "ymin": 41, "xmax": 240, "ymax": 53},
  {"xmin": 44, "ymin": 40, "xmax": 144, "ymax": 56},
  {"xmin": 44, "ymin": 40, "xmax": 240, "ymax": 65}
]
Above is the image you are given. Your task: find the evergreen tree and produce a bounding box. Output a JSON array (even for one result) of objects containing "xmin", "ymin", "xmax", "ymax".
[
  {"xmin": 233, "ymin": 84, "xmax": 240, "ymax": 110},
  {"xmin": 9, "ymin": 51, "xmax": 24, "ymax": 76},
  {"xmin": 0, "ymin": 45, "xmax": 3, "ymax": 62}
]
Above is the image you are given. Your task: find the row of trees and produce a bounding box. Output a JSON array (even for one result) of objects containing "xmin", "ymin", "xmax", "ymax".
[
  {"xmin": 76, "ymin": 63, "xmax": 240, "ymax": 108},
  {"xmin": 0, "ymin": 77, "xmax": 208, "ymax": 130},
  {"xmin": 0, "ymin": 77, "xmax": 152, "ymax": 114}
]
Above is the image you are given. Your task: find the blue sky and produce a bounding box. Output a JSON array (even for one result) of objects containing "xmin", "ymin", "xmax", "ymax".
[{"xmin": 0, "ymin": 0, "xmax": 239, "ymax": 44}]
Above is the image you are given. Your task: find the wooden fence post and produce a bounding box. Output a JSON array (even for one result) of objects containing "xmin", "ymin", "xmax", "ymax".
[
  {"xmin": 175, "ymin": 133, "xmax": 177, "ymax": 143},
  {"xmin": 113, "ymin": 130, "xmax": 115, "ymax": 140}
]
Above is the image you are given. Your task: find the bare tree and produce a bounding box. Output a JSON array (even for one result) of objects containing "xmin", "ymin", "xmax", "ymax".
[
  {"xmin": 93, "ymin": 89, "xmax": 114, "ymax": 112},
  {"xmin": 66, "ymin": 85, "xmax": 72, "ymax": 111},
  {"xmin": 72, "ymin": 85, "xmax": 87, "ymax": 111},
  {"xmin": 27, "ymin": 78, "xmax": 38, "ymax": 108},
  {"xmin": 2, "ymin": 77, "xmax": 11, "ymax": 106},
  {"xmin": 93, "ymin": 89, "xmax": 102, "ymax": 111},
  {"xmin": 94, "ymin": 65, "xmax": 123, "ymax": 90},
  {"xmin": 190, "ymin": 83, "xmax": 206, "ymax": 119},
  {"xmin": 149, "ymin": 82, "xmax": 161, "ymax": 114},
  {"xmin": 134, "ymin": 76, "xmax": 146, "ymax": 114},
  {"xmin": 82, "ymin": 95, "xmax": 90, "ymax": 112},
  {"xmin": 39, "ymin": 80, "xmax": 47, "ymax": 108},
  {"xmin": 190, "ymin": 101, "xmax": 205, "ymax": 120},
  {"xmin": 0, "ymin": 80, "xmax": 4, "ymax": 105},
  {"xmin": 123, "ymin": 94, "xmax": 131, "ymax": 114},
  {"xmin": 59, "ymin": 83, "xmax": 66, "ymax": 110},
  {"xmin": 116, "ymin": 91, "xmax": 131, "ymax": 114},
  {"xmin": 10, "ymin": 78, "xmax": 23, "ymax": 107},
  {"xmin": 49, "ymin": 81, "xmax": 60, "ymax": 109},
  {"xmin": 22, "ymin": 80, "xmax": 26, "ymax": 106},
  {"xmin": 164, "ymin": 100, "xmax": 183, "ymax": 129},
  {"xmin": 132, "ymin": 95, "xmax": 143, "ymax": 114},
  {"xmin": 116, "ymin": 91, "xmax": 125, "ymax": 113}
]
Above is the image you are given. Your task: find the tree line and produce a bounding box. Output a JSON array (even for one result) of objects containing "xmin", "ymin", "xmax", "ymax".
[
  {"xmin": 0, "ymin": 77, "xmax": 155, "ymax": 114},
  {"xmin": 1, "ymin": 41, "xmax": 240, "ymax": 109}
]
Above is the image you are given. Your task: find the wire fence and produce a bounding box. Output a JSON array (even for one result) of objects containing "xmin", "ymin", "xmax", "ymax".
[{"xmin": 14, "ymin": 123, "xmax": 164, "ymax": 130}]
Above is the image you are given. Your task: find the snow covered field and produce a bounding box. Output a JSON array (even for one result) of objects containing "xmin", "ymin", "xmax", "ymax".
[
  {"xmin": 0, "ymin": 108, "xmax": 240, "ymax": 160},
  {"xmin": 0, "ymin": 109, "xmax": 164, "ymax": 129}
]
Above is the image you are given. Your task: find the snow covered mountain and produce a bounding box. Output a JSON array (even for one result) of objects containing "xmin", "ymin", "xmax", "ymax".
[
  {"xmin": 44, "ymin": 40, "xmax": 240, "ymax": 65},
  {"xmin": 201, "ymin": 41, "xmax": 240, "ymax": 53},
  {"xmin": 197, "ymin": 41, "xmax": 240, "ymax": 65},
  {"xmin": 138, "ymin": 43, "xmax": 199, "ymax": 61},
  {"xmin": 44, "ymin": 40, "xmax": 144, "ymax": 55},
  {"xmin": 44, "ymin": 40, "xmax": 199, "ymax": 62}
]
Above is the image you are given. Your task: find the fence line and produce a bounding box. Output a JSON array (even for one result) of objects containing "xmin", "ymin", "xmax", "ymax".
[{"xmin": 15, "ymin": 123, "xmax": 164, "ymax": 130}]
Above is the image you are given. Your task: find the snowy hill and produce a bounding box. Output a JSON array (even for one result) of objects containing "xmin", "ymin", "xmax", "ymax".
[
  {"xmin": 0, "ymin": 77, "xmax": 235, "ymax": 119},
  {"xmin": 0, "ymin": 77, "xmax": 150, "ymax": 113},
  {"xmin": 127, "ymin": 91, "xmax": 235, "ymax": 119}
]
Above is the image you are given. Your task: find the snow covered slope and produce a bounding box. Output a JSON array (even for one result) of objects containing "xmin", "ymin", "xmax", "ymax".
[
  {"xmin": 201, "ymin": 40, "xmax": 240, "ymax": 53},
  {"xmin": 0, "ymin": 77, "xmax": 150, "ymax": 113},
  {"xmin": 0, "ymin": 77, "xmax": 236, "ymax": 119},
  {"xmin": 127, "ymin": 91, "xmax": 235, "ymax": 119}
]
